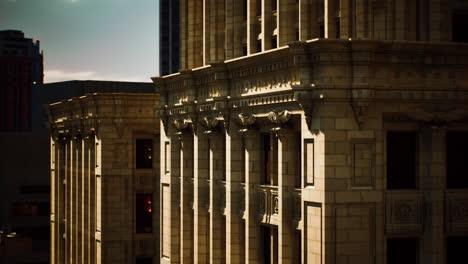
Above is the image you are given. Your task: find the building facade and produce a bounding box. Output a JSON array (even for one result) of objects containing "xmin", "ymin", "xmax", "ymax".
[
  {"xmin": 0, "ymin": 30, "xmax": 43, "ymax": 131},
  {"xmin": 48, "ymin": 93, "xmax": 160, "ymax": 264},
  {"xmin": 153, "ymin": 1, "xmax": 468, "ymax": 264}
]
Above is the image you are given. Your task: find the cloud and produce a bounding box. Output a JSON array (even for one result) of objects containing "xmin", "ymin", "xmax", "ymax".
[
  {"xmin": 44, "ymin": 69, "xmax": 150, "ymax": 83},
  {"xmin": 45, "ymin": 70, "xmax": 95, "ymax": 82}
]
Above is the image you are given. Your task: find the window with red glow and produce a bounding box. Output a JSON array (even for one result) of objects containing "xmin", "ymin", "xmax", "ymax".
[{"xmin": 136, "ymin": 193, "xmax": 153, "ymax": 233}]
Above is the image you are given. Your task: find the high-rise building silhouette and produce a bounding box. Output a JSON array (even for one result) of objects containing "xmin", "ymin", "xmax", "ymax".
[
  {"xmin": 0, "ymin": 30, "xmax": 43, "ymax": 131},
  {"xmin": 159, "ymin": 0, "xmax": 180, "ymax": 76}
]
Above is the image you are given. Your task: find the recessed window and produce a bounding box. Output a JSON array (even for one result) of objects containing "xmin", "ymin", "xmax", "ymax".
[
  {"xmin": 387, "ymin": 238, "xmax": 418, "ymax": 264},
  {"xmin": 336, "ymin": 18, "xmax": 341, "ymax": 38},
  {"xmin": 447, "ymin": 236, "xmax": 468, "ymax": 264},
  {"xmin": 387, "ymin": 131, "xmax": 417, "ymax": 189},
  {"xmin": 262, "ymin": 133, "xmax": 271, "ymax": 184},
  {"xmin": 136, "ymin": 139, "xmax": 153, "ymax": 169},
  {"xmin": 136, "ymin": 257, "xmax": 152, "ymax": 264},
  {"xmin": 446, "ymin": 131, "xmax": 468, "ymax": 188},
  {"xmin": 261, "ymin": 225, "xmax": 278, "ymax": 263},
  {"xmin": 295, "ymin": 132, "xmax": 301, "ymax": 188},
  {"xmin": 256, "ymin": 39, "xmax": 262, "ymax": 53},
  {"xmin": 136, "ymin": 193, "xmax": 153, "ymax": 233},
  {"xmin": 453, "ymin": 11, "xmax": 468, "ymax": 43},
  {"xmin": 271, "ymin": 35, "xmax": 277, "ymax": 49},
  {"xmin": 272, "ymin": 0, "xmax": 277, "ymax": 12},
  {"xmin": 256, "ymin": 0, "xmax": 262, "ymax": 16}
]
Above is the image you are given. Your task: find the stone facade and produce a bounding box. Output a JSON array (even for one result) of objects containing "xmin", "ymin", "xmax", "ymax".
[
  {"xmin": 153, "ymin": 0, "xmax": 468, "ymax": 263},
  {"xmin": 48, "ymin": 93, "xmax": 159, "ymax": 264}
]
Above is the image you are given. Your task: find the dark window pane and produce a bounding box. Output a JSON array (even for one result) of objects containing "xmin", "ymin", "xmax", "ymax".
[
  {"xmin": 262, "ymin": 133, "xmax": 271, "ymax": 184},
  {"xmin": 387, "ymin": 238, "xmax": 418, "ymax": 264},
  {"xmin": 136, "ymin": 257, "xmax": 152, "ymax": 264},
  {"xmin": 136, "ymin": 193, "xmax": 152, "ymax": 233},
  {"xmin": 453, "ymin": 12, "xmax": 468, "ymax": 43},
  {"xmin": 387, "ymin": 131, "xmax": 417, "ymax": 189},
  {"xmin": 447, "ymin": 236, "xmax": 468, "ymax": 264},
  {"xmin": 136, "ymin": 139, "xmax": 153, "ymax": 169},
  {"xmin": 446, "ymin": 132, "xmax": 468, "ymax": 188}
]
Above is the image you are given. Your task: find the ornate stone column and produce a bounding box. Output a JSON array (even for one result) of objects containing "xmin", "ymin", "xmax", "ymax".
[
  {"xmin": 180, "ymin": 132, "xmax": 194, "ymax": 264},
  {"xmin": 299, "ymin": 0, "xmax": 312, "ymax": 40},
  {"xmin": 419, "ymin": 127, "xmax": 445, "ymax": 264},
  {"xmin": 209, "ymin": 0, "xmax": 225, "ymax": 63},
  {"xmin": 325, "ymin": 0, "xmax": 338, "ymax": 39},
  {"xmin": 247, "ymin": 0, "xmax": 261, "ymax": 54},
  {"xmin": 276, "ymin": 130, "xmax": 297, "ymax": 264},
  {"xmin": 226, "ymin": 118, "xmax": 244, "ymax": 264},
  {"xmin": 243, "ymin": 126, "xmax": 261, "ymax": 263},
  {"xmin": 193, "ymin": 119, "xmax": 210, "ymax": 264}
]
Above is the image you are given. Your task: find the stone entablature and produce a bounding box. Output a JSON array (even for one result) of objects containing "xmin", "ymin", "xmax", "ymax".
[
  {"xmin": 155, "ymin": 40, "xmax": 468, "ymax": 107},
  {"xmin": 155, "ymin": 40, "xmax": 468, "ymax": 135},
  {"xmin": 47, "ymin": 93, "xmax": 158, "ymax": 139}
]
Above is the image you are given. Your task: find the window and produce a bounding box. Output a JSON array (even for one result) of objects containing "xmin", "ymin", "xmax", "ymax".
[
  {"xmin": 447, "ymin": 236, "xmax": 468, "ymax": 264},
  {"xmin": 453, "ymin": 11, "xmax": 468, "ymax": 43},
  {"xmin": 319, "ymin": 23, "xmax": 325, "ymax": 38},
  {"xmin": 294, "ymin": 231, "xmax": 302, "ymax": 263},
  {"xmin": 271, "ymin": 36, "xmax": 277, "ymax": 49},
  {"xmin": 11, "ymin": 202, "xmax": 49, "ymax": 216},
  {"xmin": 387, "ymin": 131, "xmax": 417, "ymax": 189},
  {"xmin": 261, "ymin": 225, "xmax": 278, "ymax": 264},
  {"xmin": 295, "ymin": 132, "xmax": 301, "ymax": 188},
  {"xmin": 272, "ymin": 0, "xmax": 277, "ymax": 12},
  {"xmin": 136, "ymin": 257, "xmax": 152, "ymax": 264},
  {"xmin": 256, "ymin": 0, "xmax": 262, "ymax": 16},
  {"xmin": 387, "ymin": 238, "xmax": 418, "ymax": 264},
  {"xmin": 446, "ymin": 132, "xmax": 468, "ymax": 188},
  {"xmin": 256, "ymin": 39, "xmax": 262, "ymax": 53},
  {"xmin": 336, "ymin": 18, "xmax": 341, "ymax": 38},
  {"xmin": 262, "ymin": 133, "xmax": 271, "ymax": 184},
  {"xmin": 136, "ymin": 193, "xmax": 153, "ymax": 233},
  {"xmin": 136, "ymin": 139, "xmax": 153, "ymax": 169}
]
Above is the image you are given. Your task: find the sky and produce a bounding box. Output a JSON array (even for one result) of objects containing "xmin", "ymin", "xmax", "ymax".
[{"xmin": 0, "ymin": 0, "xmax": 159, "ymax": 83}]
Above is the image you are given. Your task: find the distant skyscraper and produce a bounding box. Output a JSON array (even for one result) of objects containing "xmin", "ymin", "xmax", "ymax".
[
  {"xmin": 159, "ymin": 0, "xmax": 179, "ymax": 76},
  {"xmin": 0, "ymin": 30, "xmax": 43, "ymax": 131}
]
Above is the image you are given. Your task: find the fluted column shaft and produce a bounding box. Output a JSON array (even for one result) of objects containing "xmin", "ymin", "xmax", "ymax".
[
  {"xmin": 194, "ymin": 132, "xmax": 210, "ymax": 263},
  {"xmin": 180, "ymin": 134, "xmax": 194, "ymax": 264},
  {"xmin": 277, "ymin": 131, "xmax": 296, "ymax": 264},
  {"xmin": 244, "ymin": 131, "xmax": 261, "ymax": 263}
]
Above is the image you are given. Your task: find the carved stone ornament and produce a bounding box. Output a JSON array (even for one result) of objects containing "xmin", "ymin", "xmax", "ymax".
[
  {"xmin": 273, "ymin": 195, "xmax": 279, "ymax": 215},
  {"xmin": 160, "ymin": 113, "xmax": 169, "ymax": 134},
  {"xmin": 407, "ymin": 104, "xmax": 468, "ymax": 127},
  {"xmin": 173, "ymin": 118, "xmax": 190, "ymax": 133},
  {"xmin": 238, "ymin": 113, "xmax": 256, "ymax": 131},
  {"xmin": 200, "ymin": 114, "xmax": 220, "ymax": 133},
  {"xmin": 267, "ymin": 110, "xmax": 291, "ymax": 130},
  {"xmin": 352, "ymin": 102, "xmax": 370, "ymax": 129}
]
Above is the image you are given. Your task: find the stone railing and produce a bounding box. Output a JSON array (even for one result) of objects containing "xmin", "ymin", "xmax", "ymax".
[{"xmin": 258, "ymin": 185, "xmax": 279, "ymax": 225}]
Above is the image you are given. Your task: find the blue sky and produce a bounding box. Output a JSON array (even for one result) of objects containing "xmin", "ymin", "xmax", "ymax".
[{"xmin": 0, "ymin": 0, "xmax": 159, "ymax": 83}]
